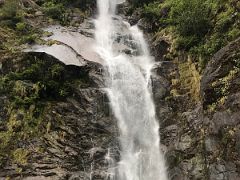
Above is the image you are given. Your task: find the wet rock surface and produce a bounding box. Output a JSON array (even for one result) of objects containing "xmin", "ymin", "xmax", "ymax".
[
  {"xmin": 25, "ymin": 21, "xmax": 103, "ymax": 66},
  {"xmin": 0, "ymin": 50, "xmax": 118, "ymax": 179},
  {"xmin": 152, "ymin": 36, "xmax": 240, "ymax": 179}
]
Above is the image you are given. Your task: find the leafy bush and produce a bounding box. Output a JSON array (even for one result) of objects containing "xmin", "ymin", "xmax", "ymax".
[
  {"xmin": 0, "ymin": 0, "xmax": 22, "ymax": 28},
  {"xmin": 228, "ymin": 28, "xmax": 240, "ymax": 40},
  {"xmin": 130, "ymin": 0, "xmax": 156, "ymax": 7},
  {"xmin": 50, "ymin": 64, "xmax": 65, "ymax": 79},
  {"xmin": 20, "ymin": 33, "xmax": 39, "ymax": 44},
  {"xmin": 69, "ymin": 0, "xmax": 95, "ymax": 10},
  {"xmin": 176, "ymin": 36, "xmax": 200, "ymax": 50},
  {"xmin": 143, "ymin": 2, "xmax": 162, "ymax": 20},
  {"xmin": 142, "ymin": 0, "xmax": 212, "ymax": 49},
  {"xmin": 215, "ymin": 8, "xmax": 234, "ymax": 33},
  {"xmin": 42, "ymin": 1, "xmax": 72, "ymax": 25},
  {"xmin": 138, "ymin": 0, "xmax": 239, "ymax": 70},
  {"xmin": 42, "ymin": 1, "xmax": 65, "ymax": 20},
  {"xmin": 169, "ymin": 0, "xmax": 211, "ymax": 37},
  {"xmin": 16, "ymin": 22, "xmax": 27, "ymax": 32},
  {"xmin": 0, "ymin": 0, "xmax": 18, "ymax": 19},
  {"xmin": 5, "ymin": 58, "xmax": 77, "ymax": 99}
]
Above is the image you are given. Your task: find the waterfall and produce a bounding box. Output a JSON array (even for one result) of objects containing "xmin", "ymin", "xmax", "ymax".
[{"xmin": 94, "ymin": 0, "xmax": 168, "ymax": 180}]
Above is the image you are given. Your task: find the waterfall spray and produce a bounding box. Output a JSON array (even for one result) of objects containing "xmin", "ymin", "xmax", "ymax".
[{"xmin": 94, "ymin": 1, "xmax": 168, "ymax": 179}]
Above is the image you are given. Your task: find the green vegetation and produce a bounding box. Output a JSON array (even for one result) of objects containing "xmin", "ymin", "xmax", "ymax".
[
  {"xmin": 40, "ymin": 0, "xmax": 95, "ymax": 25},
  {"xmin": 169, "ymin": 0, "xmax": 210, "ymax": 37},
  {"xmin": 0, "ymin": 0, "xmax": 22, "ymax": 28},
  {"xmin": 0, "ymin": 104, "xmax": 45, "ymax": 167},
  {"xmin": 38, "ymin": 0, "xmax": 95, "ymax": 10},
  {"xmin": 2, "ymin": 57, "xmax": 88, "ymax": 101},
  {"xmin": 0, "ymin": 0, "xmax": 94, "ymax": 51},
  {"xmin": 129, "ymin": 0, "xmax": 155, "ymax": 7},
  {"xmin": 0, "ymin": 55, "xmax": 90, "ymax": 167},
  {"xmin": 0, "ymin": 0, "xmax": 42, "ymax": 53},
  {"xmin": 140, "ymin": 0, "xmax": 239, "ymax": 69},
  {"xmin": 13, "ymin": 148, "xmax": 29, "ymax": 165},
  {"xmin": 207, "ymin": 67, "xmax": 240, "ymax": 113},
  {"xmin": 16, "ymin": 22, "xmax": 27, "ymax": 32},
  {"xmin": 0, "ymin": 0, "xmax": 93, "ymax": 171},
  {"xmin": 42, "ymin": 1, "xmax": 69, "ymax": 25},
  {"xmin": 42, "ymin": 1, "xmax": 65, "ymax": 19},
  {"xmin": 1, "ymin": 54, "xmax": 89, "ymax": 104}
]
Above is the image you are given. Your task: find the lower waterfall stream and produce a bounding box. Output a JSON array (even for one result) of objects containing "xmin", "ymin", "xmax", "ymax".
[{"xmin": 94, "ymin": 0, "xmax": 168, "ymax": 179}]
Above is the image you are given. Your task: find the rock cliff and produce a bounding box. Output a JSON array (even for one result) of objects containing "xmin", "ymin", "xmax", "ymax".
[{"xmin": 0, "ymin": 0, "xmax": 239, "ymax": 179}]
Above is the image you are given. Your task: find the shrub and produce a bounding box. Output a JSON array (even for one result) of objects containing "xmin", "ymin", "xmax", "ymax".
[
  {"xmin": 50, "ymin": 64, "xmax": 65, "ymax": 80},
  {"xmin": 42, "ymin": 1, "xmax": 65, "ymax": 20},
  {"xmin": 228, "ymin": 28, "xmax": 240, "ymax": 41},
  {"xmin": 16, "ymin": 22, "xmax": 27, "ymax": 32},
  {"xmin": 20, "ymin": 33, "xmax": 39, "ymax": 44},
  {"xmin": 169, "ymin": 0, "xmax": 211, "ymax": 37},
  {"xmin": 69, "ymin": 0, "xmax": 95, "ymax": 10},
  {"xmin": 129, "ymin": 0, "xmax": 156, "ymax": 7},
  {"xmin": 143, "ymin": 2, "xmax": 162, "ymax": 20},
  {"xmin": 176, "ymin": 35, "xmax": 200, "ymax": 50},
  {"xmin": 215, "ymin": 8, "xmax": 234, "ymax": 33},
  {"xmin": 142, "ymin": 0, "xmax": 212, "ymax": 48},
  {"xmin": 0, "ymin": 0, "xmax": 18, "ymax": 19},
  {"xmin": 0, "ymin": 0, "xmax": 22, "ymax": 28}
]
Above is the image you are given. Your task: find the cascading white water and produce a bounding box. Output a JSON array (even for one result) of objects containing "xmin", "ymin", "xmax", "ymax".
[{"xmin": 94, "ymin": 0, "xmax": 168, "ymax": 180}]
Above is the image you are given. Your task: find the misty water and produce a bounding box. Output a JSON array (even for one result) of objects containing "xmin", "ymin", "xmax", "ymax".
[{"xmin": 94, "ymin": 0, "xmax": 168, "ymax": 180}]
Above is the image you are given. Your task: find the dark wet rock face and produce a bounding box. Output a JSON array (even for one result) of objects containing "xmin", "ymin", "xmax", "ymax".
[
  {"xmin": 200, "ymin": 38, "xmax": 240, "ymax": 180},
  {"xmin": 0, "ymin": 52, "xmax": 118, "ymax": 179},
  {"xmin": 201, "ymin": 37, "xmax": 240, "ymax": 110},
  {"xmin": 150, "ymin": 27, "xmax": 240, "ymax": 179}
]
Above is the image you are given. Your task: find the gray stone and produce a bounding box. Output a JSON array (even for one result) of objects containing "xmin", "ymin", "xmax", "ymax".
[
  {"xmin": 210, "ymin": 111, "xmax": 240, "ymax": 134},
  {"xmin": 205, "ymin": 136, "xmax": 219, "ymax": 153},
  {"xmin": 35, "ymin": 11, "xmax": 43, "ymax": 16},
  {"xmin": 25, "ymin": 25, "xmax": 103, "ymax": 66},
  {"xmin": 176, "ymin": 135, "xmax": 192, "ymax": 151}
]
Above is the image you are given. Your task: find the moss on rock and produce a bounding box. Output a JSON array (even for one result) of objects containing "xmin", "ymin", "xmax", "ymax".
[{"xmin": 0, "ymin": 53, "xmax": 91, "ymax": 169}]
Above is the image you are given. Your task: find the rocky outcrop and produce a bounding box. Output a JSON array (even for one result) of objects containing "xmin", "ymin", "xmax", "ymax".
[
  {"xmin": 147, "ymin": 24, "xmax": 240, "ymax": 179},
  {"xmin": 0, "ymin": 51, "xmax": 118, "ymax": 179},
  {"xmin": 25, "ymin": 22, "xmax": 103, "ymax": 66},
  {"xmin": 200, "ymin": 38, "xmax": 240, "ymax": 180},
  {"xmin": 201, "ymin": 37, "xmax": 240, "ymax": 109}
]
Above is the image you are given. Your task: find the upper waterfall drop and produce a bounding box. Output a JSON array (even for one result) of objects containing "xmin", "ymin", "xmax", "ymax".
[{"xmin": 94, "ymin": 1, "xmax": 168, "ymax": 180}]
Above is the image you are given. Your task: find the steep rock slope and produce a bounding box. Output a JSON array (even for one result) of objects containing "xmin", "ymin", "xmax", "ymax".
[
  {"xmin": 0, "ymin": 52, "xmax": 117, "ymax": 179},
  {"xmin": 157, "ymin": 38, "xmax": 240, "ymax": 180}
]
